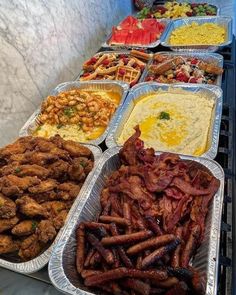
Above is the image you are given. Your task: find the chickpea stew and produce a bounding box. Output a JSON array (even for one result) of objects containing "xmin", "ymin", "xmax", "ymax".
[{"xmin": 34, "ymin": 89, "xmax": 121, "ymax": 142}]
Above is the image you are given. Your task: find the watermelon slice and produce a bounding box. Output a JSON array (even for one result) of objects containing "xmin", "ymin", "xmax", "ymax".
[
  {"xmin": 126, "ymin": 29, "xmax": 142, "ymax": 45},
  {"xmin": 141, "ymin": 19, "xmax": 159, "ymax": 30},
  {"xmin": 109, "ymin": 28, "xmax": 129, "ymax": 45},
  {"xmin": 119, "ymin": 16, "xmax": 139, "ymax": 30}
]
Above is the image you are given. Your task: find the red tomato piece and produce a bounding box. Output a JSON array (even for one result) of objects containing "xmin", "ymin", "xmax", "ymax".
[
  {"xmin": 189, "ymin": 77, "xmax": 198, "ymax": 83},
  {"xmin": 176, "ymin": 72, "xmax": 189, "ymax": 82},
  {"xmin": 191, "ymin": 58, "xmax": 198, "ymax": 65}
]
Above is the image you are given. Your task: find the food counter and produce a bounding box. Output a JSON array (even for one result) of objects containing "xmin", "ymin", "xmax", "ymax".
[{"xmin": 0, "ymin": 1, "xmax": 235, "ymax": 295}]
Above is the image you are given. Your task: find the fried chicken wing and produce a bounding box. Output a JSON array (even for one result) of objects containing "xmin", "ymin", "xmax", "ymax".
[
  {"xmin": 37, "ymin": 220, "xmax": 56, "ymax": 243},
  {"xmin": 11, "ymin": 220, "xmax": 38, "ymax": 236},
  {"xmin": 58, "ymin": 182, "xmax": 81, "ymax": 200},
  {"xmin": 0, "ymin": 216, "xmax": 19, "ymax": 233},
  {"xmin": 0, "ymin": 234, "xmax": 20, "ymax": 254},
  {"xmin": 16, "ymin": 164, "xmax": 50, "ymax": 179},
  {"xmin": 0, "ymin": 163, "xmax": 50, "ymax": 179},
  {"xmin": 28, "ymin": 179, "xmax": 58, "ymax": 194},
  {"xmin": 0, "ymin": 194, "xmax": 16, "ymax": 218},
  {"xmin": 0, "ymin": 175, "xmax": 40, "ymax": 197},
  {"xmin": 52, "ymin": 209, "xmax": 68, "ymax": 230},
  {"xmin": 0, "ymin": 162, "xmax": 18, "ymax": 176},
  {"xmin": 31, "ymin": 137, "xmax": 71, "ymax": 160},
  {"xmin": 62, "ymin": 140, "xmax": 92, "ymax": 157},
  {"xmin": 16, "ymin": 196, "xmax": 47, "ymax": 217},
  {"xmin": 10, "ymin": 151, "xmax": 58, "ymax": 165},
  {"xmin": 50, "ymin": 134, "xmax": 64, "ymax": 148},
  {"xmin": 0, "ymin": 137, "xmax": 31, "ymax": 159},
  {"xmin": 29, "ymin": 191, "xmax": 57, "ymax": 203},
  {"xmin": 48, "ymin": 159, "xmax": 69, "ymax": 179},
  {"xmin": 68, "ymin": 158, "xmax": 90, "ymax": 181},
  {"xmin": 18, "ymin": 233, "xmax": 42, "ymax": 260},
  {"xmin": 41, "ymin": 201, "xmax": 67, "ymax": 217}
]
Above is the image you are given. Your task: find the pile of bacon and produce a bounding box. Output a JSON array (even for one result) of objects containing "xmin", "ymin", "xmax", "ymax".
[
  {"xmin": 109, "ymin": 16, "xmax": 166, "ymax": 46},
  {"xmin": 76, "ymin": 126, "xmax": 220, "ymax": 295}
]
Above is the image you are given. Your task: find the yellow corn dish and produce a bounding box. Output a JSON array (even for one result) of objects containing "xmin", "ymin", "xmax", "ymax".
[
  {"xmin": 169, "ymin": 22, "xmax": 226, "ymax": 45},
  {"xmin": 118, "ymin": 89, "xmax": 215, "ymax": 156}
]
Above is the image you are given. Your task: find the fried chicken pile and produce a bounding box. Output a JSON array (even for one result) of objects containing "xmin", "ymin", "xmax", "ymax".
[
  {"xmin": 76, "ymin": 126, "xmax": 220, "ymax": 295},
  {"xmin": 0, "ymin": 135, "xmax": 94, "ymax": 261}
]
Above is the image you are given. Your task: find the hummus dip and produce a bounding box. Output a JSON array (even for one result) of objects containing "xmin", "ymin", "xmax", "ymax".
[{"xmin": 118, "ymin": 90, "xmax": 215, "ymax": 156}]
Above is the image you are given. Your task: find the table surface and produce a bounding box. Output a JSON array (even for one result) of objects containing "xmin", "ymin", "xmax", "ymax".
[{"xmin": 0, "ymin": 0, "xmax": 235, "ymax": 294}]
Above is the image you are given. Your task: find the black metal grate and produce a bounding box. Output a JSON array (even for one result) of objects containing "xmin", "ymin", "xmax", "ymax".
[{"xmin": 215, "ymin": 37, "xmax": 236, "ymax": 295}]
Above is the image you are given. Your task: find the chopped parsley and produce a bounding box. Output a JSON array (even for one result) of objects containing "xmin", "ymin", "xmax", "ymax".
[
  {"xmin": 57, "ymin": 123, "xmax": 64, "ymax": 129},
  {"xmin": 32, "ymin": 221, "xmax": 38, "ymax": 230},
  {"xmin": 159, "ymin": 111, "xmax": 170, "ymax": 120},
  {"xmin": 137, "ymin": 7, "xmax": 151, "ymax": 19},
  {"xmin": 80, "ymin": 160, "xmax": 86, "ymax": 168},
  {"xmin": 15, "ymin": 167, "xmax": 21, "ymax": 174},
  {"xmin": 64, "ymin": 107, "xmax": 76, "ymax": 118}
]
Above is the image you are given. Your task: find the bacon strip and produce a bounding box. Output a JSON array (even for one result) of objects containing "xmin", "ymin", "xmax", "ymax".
[
  {"xmin": 84, "ymin": 267, "xmax": 168, "ymax": 286},
  {"xmin": 101, "ymin": 230, "xmax": 153, "ymax": 246},
  {"xmin": 76, "ymin": 223, "xmax": 85, "ymax": 274},
  {"xmin": 171, "ymin": 177, "xmax": 217, "ymax": 196},
  {"xmin": 127, "ymin": 234, "xmax": 176, "ymax": 255},
  {"xmin": 141, "ymin": 239, "xmax": 181, "ymax": 269},
  {"xmin": 87, "ymin": 233, "xmax": 114, "ymax": 265}
]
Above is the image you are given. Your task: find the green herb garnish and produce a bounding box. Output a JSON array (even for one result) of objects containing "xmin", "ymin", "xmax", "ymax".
[
  {"xmin": 137, "ymin": 7, "xmax": 151, "ymax": 19},
  {"xmin": 32, "ymin": 221, "xmax": 38, "ymax": 230},
  {"xmin": 64, "ymin": 107, "xmax": 76, "ymax": 118},
  {"xmin": 57, "ymin": 123, "xmax": 64, "ymax": 129},
  {"xmin": 80, "ymin": 160, "xmax": 86, "ymax": 168},
  {"xmin": 159, "ymin": 111, "xmax": 170, "ymax": 120},
  {"xmin": 15, "ymin": 167, "xmax": 21, "ymax": 173},
  {"xmin": 36, "ymin": 126, "xmax": 42, "ymax": 131}
]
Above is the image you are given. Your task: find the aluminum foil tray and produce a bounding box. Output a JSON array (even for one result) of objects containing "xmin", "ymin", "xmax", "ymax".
[
  {"xmin": 140, "ymin": 51, "xmax": 224, "ymax": 86},
  {"xmin": 102, "ymin": 19, "xmax": 170, "ymax": 49},
  {"xmin": 106, "ymin": 82, "xmax": 223, "ymax": 159},
  {"xmin": 0, "ymin": 144, "xmax": 102, "ymax": 274},
  {"xmin": 19, "ymin": 80, "xmax": 129, "ymax": 146},
  {"xmin": 48, "ymin": 147, "xmax": 224, "ymax": 295},
  {"xmin": 77, "ymin": 50, "xmax": 152, "ymax": 85},
  {"xmin": 161, "ymin": 16, "xmax": 233, "ymax": 52}
]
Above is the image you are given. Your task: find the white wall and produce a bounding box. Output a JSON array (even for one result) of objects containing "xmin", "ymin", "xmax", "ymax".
[{"xmin": 0, "ymin": 0, "xmax": 133, "ymax": 146}]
